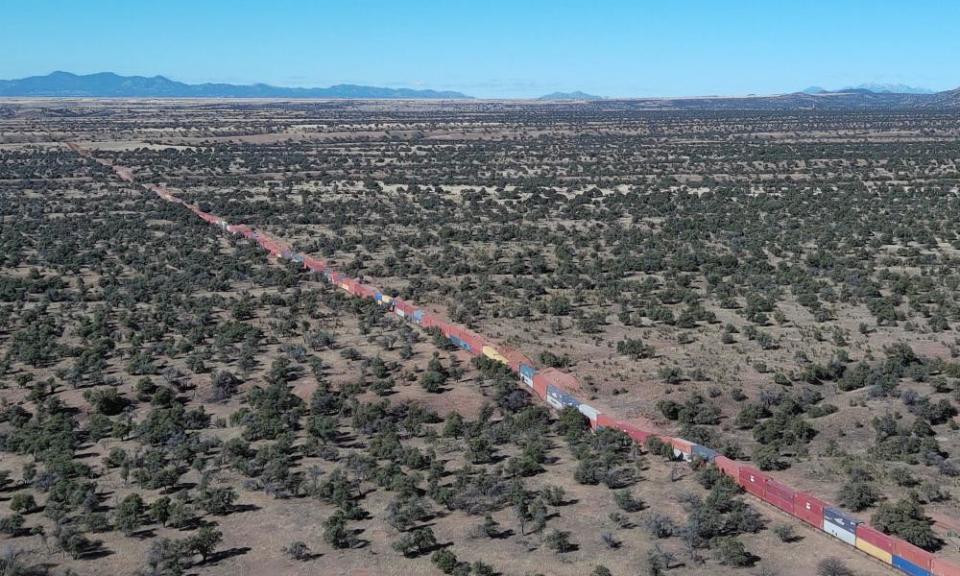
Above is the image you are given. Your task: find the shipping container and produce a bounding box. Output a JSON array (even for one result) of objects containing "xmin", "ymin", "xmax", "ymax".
[
  {"xmin": 596, "ymin": 413, "xmax": 618, "ymax": 430},
  {"xmin": 793, "ymin": 492, "xmax": 825, "ymax": 528},
  {"xmin": 532, "ymin": 376, "xmax": 548, "ymax": 401},
  {"xmin": 577, "ymin": 403, "xmax": 599, "ymax": 423},
  {"xmin": 412, "ymin": 310, "xmax": 425, "ymax": 324},
  {"xmin": 612, "ymin": 420, "xmax": 652, "ymax": 444},
  {"xmin": 738, "ymin": 466, "xmax": 767, "ymax": 498},
  {"xmin": 894, "ymin": 540, "xmax": 933, "ymax": 573},
  {"xmin": 519, "ymin": 364, "xmax": 536, "ymax": 387},
  {"xmin": 856, "ymin": 525, "xmax": 893, "ymax": 564},
  {"xmin": 546, "ymin": 384, "xmax": 580, "ymax": 411},
  {"xmin": 380, "ymin": 294, "xmax": 393, "ymax": 305},
  {"xmin": 823, "ymin": 507, "xmax": 861, "ymax": 546},
  {"xmin": 482, "ymin": 345, "xmax": 509, "ymax": 365},
  {"xmin": 502, "ymin": 349, "xmax": 533, "ymax": 374},
  {"xmin": 669, "ymin": 438, "xmax": 693, "ymax": 461},
  {"xmin": 931, "ymin": 557, "xmax": 960, "ymax": 576},
  {"xmin": 714, "ymin": 455, "xmax": 740, "ymax": 479},
  {"xmin": 534, "ymin": 367, "xmax": 583, "ymax": 394},
  {"xmin": 691, "ymin": 444, "xmax": 718, "ymax": 462},
  {"xmin": 894, "ymin": 555, "xmax": 932, "ymax": 576},
  {"xmin": 824, "ymin": 518, "xmax": 857, "ymax": 546},
  {"xmin": 393, "ymin": 299, "xmax": 414, "ymax": 319},
  {"xmin": 762, "ymin": 477, "xmax": 795, "ymax": 515}
]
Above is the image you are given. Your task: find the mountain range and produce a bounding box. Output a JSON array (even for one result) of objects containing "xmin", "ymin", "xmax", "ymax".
[
  {"xmin": 0, "ymin": 71, "xmax": 472, "ymax": 99},
  {"xmin": 1, "ymin": 72, "xmax": 959, "ymax": 109}
]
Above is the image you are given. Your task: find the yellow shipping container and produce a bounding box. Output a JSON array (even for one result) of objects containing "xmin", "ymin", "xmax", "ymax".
[
  {"xmin": 381, "ymin": 295, "xmax": 393, "ymax": 304},
  {"xmin": 855, "ymin": 539, "xmax": 892, "ymax": 564},
  {"xmin": 482, "ymin": 346, "xmax": 509, "ymax": 365}
]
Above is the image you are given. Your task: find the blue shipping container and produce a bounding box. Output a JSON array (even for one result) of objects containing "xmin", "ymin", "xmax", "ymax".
[
  {"xmin": 412, "ymin": 310, "xmax": 424, "ymax": 323},
  {"xmin": 691, "ymin": 444, "xmax": 718, "ymax": 461},
  {"xmin": 375, "ymin": 292, "xmax": 383, "ymax": 302},
  {"xmin": 823, "ymin": 507, "xmax": 861, "ymax": 532},
  {"xmin": 546, "ymin": 384, "xmax": 580, "ymax": 409},
  {"xmin": 519, "ymin": 364, "xmax": 535, "ymax": 384},
  {"xmin": 892, "ymin": 555, "xmax": 931, "ymax": 576}
]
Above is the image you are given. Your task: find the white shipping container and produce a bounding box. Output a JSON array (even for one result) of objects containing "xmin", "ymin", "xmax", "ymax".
[
  {"xmin": 578, "ymin": 404, "xmax": 599, "ymax": 421},
  {"xmin": 521, "ymin": 375, "xmax": 533, "ymax": 387},
  {"xmin": 546, "ymin": 395, "xmax": 563, "ymax": 410},
  {"xmin": 823, "ymin": 519, "xmax": 856, "ymax": 546}
]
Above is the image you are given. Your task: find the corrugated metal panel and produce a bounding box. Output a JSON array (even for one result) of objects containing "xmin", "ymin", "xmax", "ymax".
[
  {"xmin": 577, "ymin": 403, "xmax": 599, "ymax": 422},
  {"xmin": 762, "ymin": 477, "xmax": 795, "ymax": 514},
  {"xmin": 519, "ymin": 364, "xmax": 535, "ymax": 386},
  {"xmin": 856, "ymin": 538, "xmax": 893, "ymax": 565},
  {"xmin": 894, "ymin": 540, "xmax": 933, "ymax": 573},
  {"xmin": 793, "ymin": 492, "xmax": 825, "ymax": 528},
  {"xmin": 894, "ymin": 555, "xmax": 932, "ymax": 576},
  {"xmin": 824, "ymin": 507, "xmax": 861, "ymax": 533},
  {"xmin": 714, "ymin": 455, "xmax": 740, "ymax": 479},
  {"xmin": 930, "ymin": 557, "xmax": 960, "ymax": 576},
  {"xmin": 482, "ymin": 345, "xmax": 509, "ymax": 365},
  {"xmin": 691, "ymin": 444, "xmax": 718, "ymax": 461},
  {"xmin": 824, "ymin": 519, "xmax": 857, "ymax": 546},
  {"xmin": 738, "ymin": 466, "xmax": 766, "ymax": 498}
]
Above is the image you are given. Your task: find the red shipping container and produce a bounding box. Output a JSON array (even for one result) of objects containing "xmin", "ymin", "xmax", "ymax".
[
  {"xmin": 596, "ymin": 413, "xmax": 618, "ymax": 429},
  {"xmin": 458, "ymin": 328, "xmax": 485, "ymax": 355},
  {"xmin": 502, "ymin": 349, "xmax": 533, "ymax": 373},
  {"xmin": 793, "ymin": 492, "xmax": 825, "ymax": 528},
  {"xmin": 715, "ymin": 455, "xmax": 740, "ymax": 479},
  {"xmin": 857, "ymin": 525, "xmax": 894, "ymax": 553},
  {"xmin": 419, "ymin": 313, "xmax": 438, "ymax": 329},
  {"xmin": 303, "ymin": 256, "xmax": 326, "ymax": 272},
  {"xmin": 738, "ymin": 466, "xmax": 767, "ymax": 498},
  {"xmin": 531, "ymin": 373, "xmax": 548, "ymax": 400},
  {"xmin": 615, "ymin": 420, "xmax": 652, "ymax": 444},
  {"xmin": 894, "ymin": 539, "xmax": 933, "ymax": 572},
  {"xmin": 762, "ymin": 477, "xmax": 796, "ymax": 515},
  {"xmin": 932, "ymin": 557, "xmax": 960, "ymax": 576}
]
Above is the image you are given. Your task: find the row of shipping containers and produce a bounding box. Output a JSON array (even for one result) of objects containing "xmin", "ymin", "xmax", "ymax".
[{"xmin": 151, "ymin": 176, "xmax": 959, "ymax": 576}]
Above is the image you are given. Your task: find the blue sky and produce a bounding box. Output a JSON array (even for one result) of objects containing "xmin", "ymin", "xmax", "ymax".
[{"xmin": 2, "ymin": 0, "xmax": 958, "ymax": 98}]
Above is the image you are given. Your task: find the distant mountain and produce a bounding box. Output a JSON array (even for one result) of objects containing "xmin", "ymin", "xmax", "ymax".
[
  {"xmin": 846, "ymin": 83, "xmax": 934, "ymax": 94},
  {"xmin": 0, "ymin": 71, "xmax": 473, "ymax": 99},
  {"xmin": 538, "ymin": 91, "xmax": 603, "ymax": 100},
  {"xmin": 800, "ymin": 83, "xmax": 934, "ymax": 95}
]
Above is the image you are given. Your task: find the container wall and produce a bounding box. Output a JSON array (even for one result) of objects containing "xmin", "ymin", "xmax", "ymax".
[
  {"xmin": 691, "ymin": 444, "xmax": 718, "ymax": 462},
  {"xmin": 856, "ymin": 525, "xmax": 894, "ymax": 554},
  {"xmin": 482, "ymin": 345, "xmax": 509, "ymax": 365},
  {"xmin": 714, "ymin": 455, "xmax": 740, "ymax": 479},
  {"xmin": 894, "ymin": 540, "xmax": 933, "ymax": 573},
  {"xmin": 894, "ymin": 555, "xmax": 932, "ymax": 576},
  {"xmin": 519, "ymin": 364, "xmax": 536, "ymax": 386},
  {"xmin": 762, "ymin": 478, "xmax": 796, "ymax": 515},
  {"xmin": 855, "ymin": 538, "xmax": 893, "ymax": 565},
  {"xmin": 614, "ymin": 420, "xmax": 651, "ymax": 444},
  {"xmin": 577, "ymin": 403, "xmax": 599, "ymax": 422},
  {"xmin": 824, "ymin": 507, "xmax": 862, "ymax": 534},
  {"xmin": 823, "ymin": 519, "xmax": 857, "ymax": 546},
  {"xmin": 931, "ymin": 557, "xmax": 960, "ymax": 576},
  {"xmin": 793, "ymin": 492, "xmax": 825, "ymax": 528},
  {"xmin": 738, "ymin": 466, "xmax": 767, "ymax": 498}
]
